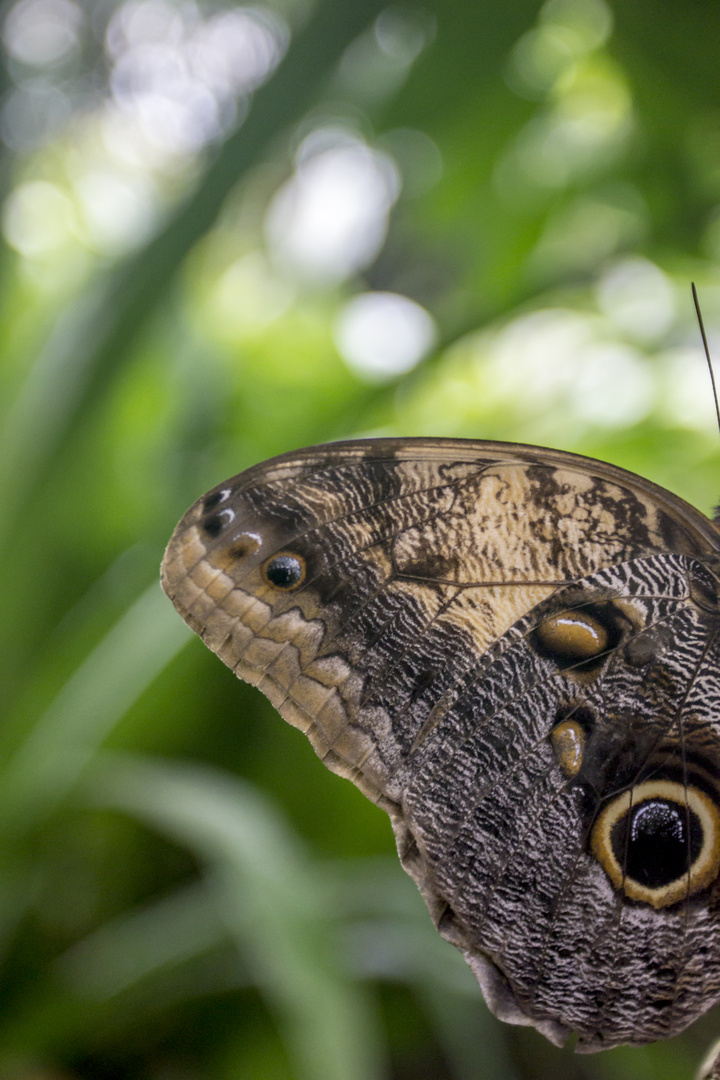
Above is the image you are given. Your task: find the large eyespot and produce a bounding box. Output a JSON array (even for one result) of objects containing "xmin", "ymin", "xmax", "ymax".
[
  {"xmin": 263, "ymin": 552, "xmax": 306, "ymax": 590},
  {"xmin": 591, "ymin": 780, "xmax": 720, "ymax": 908}
]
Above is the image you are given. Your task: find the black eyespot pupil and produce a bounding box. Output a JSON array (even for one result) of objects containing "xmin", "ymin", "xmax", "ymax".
[
  {"xmin": 611, "ymin": 798, "xmax": 703, "ymax": 889},
  {"xmin": 265, "ymin": 555, "xmax": 303, "ymax": 588}
]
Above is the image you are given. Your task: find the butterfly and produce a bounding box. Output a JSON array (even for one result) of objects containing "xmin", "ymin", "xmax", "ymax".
[{"xmin": 161, "ymin": 436, "xmax": 720, "ymax": 1052}]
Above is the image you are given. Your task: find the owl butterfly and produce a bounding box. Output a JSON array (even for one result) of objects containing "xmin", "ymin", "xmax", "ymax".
[{"xmin": 162, "ymin": 437, "xmax": 720, "ymax": 1053}]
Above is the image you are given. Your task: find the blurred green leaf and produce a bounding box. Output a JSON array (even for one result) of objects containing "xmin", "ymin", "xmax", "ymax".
[
  {"xmin": 0, "ymin": 584, "xmax": 190, "ymax": 835},
  {"xmin": 85, "ymin": 755, "xmax": 389, "ymax": 1080}
]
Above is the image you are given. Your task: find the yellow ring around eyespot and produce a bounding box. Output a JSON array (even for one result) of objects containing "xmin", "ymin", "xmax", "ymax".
[{"xmin": 591, "ymin": 779, "xmax": 720, "ymax": 909}]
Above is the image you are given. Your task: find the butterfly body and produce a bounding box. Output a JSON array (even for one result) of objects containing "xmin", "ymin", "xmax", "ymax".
[{"xmin": 162, "ymin": 439, "xmax": 720, "ymax": 1051}]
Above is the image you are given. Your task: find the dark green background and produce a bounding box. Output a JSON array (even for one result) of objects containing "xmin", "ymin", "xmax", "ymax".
[{"xmin": 2, "ymin": 0, "xmax": 720, "ymax": 1077}]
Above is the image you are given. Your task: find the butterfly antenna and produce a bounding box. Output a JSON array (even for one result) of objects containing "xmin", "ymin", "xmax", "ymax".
[{"xmin": 692, "ymin": 282, "xmax": 720, "ymax": 435}]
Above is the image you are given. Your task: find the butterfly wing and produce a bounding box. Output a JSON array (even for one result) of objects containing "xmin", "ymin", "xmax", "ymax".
[{"xmin": 161, "ymin": 438, "xmax": 720, "ymax": 1050}]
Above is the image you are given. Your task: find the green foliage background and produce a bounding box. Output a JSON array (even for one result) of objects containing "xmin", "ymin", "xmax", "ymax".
[{"xmin": 2, "ymin": 0, "xmax": 720, "ymax": 1077}]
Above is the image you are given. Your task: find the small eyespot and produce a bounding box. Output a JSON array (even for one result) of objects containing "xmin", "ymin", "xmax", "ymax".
[
  {"xmin": 531, "ymin": 603, "xmax": 626, "ymax": 679},
  {"xmin": 202, "ymin": 507, "xmax": 235, "ymax": 538},
  {"xmin": 227, "ymin": 532, "xmax": 261, "ymax": 559},
  {"xmin": 263, "ymin": 552, "xmax": 306, "ymax": 590},
  {"xmin": 623, "ymin": 633, "xmax": 656, "ymax": 667},
  {"xmin": 689, "ymin": 569, "xmax": 718, "ymax": 611},
  {"xmin": 591, "ymin": 780, "xmax": 720, "ymax": 908},
  {"xmin": 550, "ymin": 720, "xmax": 585, "ymax": 778},
  {"xmin": 535, "ymin": 610, "xmax": 608, "ymax": 661}
]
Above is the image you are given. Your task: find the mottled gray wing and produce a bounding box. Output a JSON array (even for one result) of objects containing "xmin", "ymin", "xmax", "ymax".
[{"xmin": 161, "ymin": 438, "xmax": 720, "ymax": 1052}]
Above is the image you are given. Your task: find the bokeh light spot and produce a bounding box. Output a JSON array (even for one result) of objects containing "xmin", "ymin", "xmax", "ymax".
[
  {"xmin": 3, "ymin": 179, "xmax": 76, "ymax": 256},
  {"xmin": 374, "ymin": 6, "xmax": 435, "ymax": 64},
  {"xmin": 659, "ymin": 347, "xmax": 719, "ymax": 431},
  {"xmin": 488, "ymin": 308, "xmax": 595, "ymax": 404},
  {"xmin": 74, "ymin": 170, "xmax": 157, "ymax": 255},
  {"xmin": 597, "ymin": 257, "xmax": 675, "ymax": 342},
  {"xmin": 3, "ymin": 0, "xmax": 82, "ymax": 66},
  {"xmin": 211, "ymin": 253, "xmax": 294, "ymax": 337},
  {"xmin": 265, "ymin": 132, "xmax": 400, "ymax": 284},
  {"xmin": 540, "ymin": 0, "xmax": 612, "ymax": 52},
  {"xmin": 570, "ymin": 342, "xmax": 653, "ymax": 426},
  {"xmin": 334, "ymin": 292, "xmax": 437, "ymax": 382},
  {"xmin": 105, "ymin": 1, "xmax": 284, "ymax": 161}
]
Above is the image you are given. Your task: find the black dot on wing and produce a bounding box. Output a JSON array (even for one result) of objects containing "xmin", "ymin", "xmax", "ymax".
[
  {"xmin": 202, "ymin": 508, "xmax": 234, "ymax": 538},
  {"xmin": 202, "ymin": 490, "xmax": 226, "ymax": 513},
  {"xmin": 202, "ymin": 515, "xmax": 224, "ymax": 538}
]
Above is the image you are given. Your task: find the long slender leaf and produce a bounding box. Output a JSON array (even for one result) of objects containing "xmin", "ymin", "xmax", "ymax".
[
  {"xmin": 85, "ymin": 754, "xmax": 389, "ymax": 1080},
  {"xmin": 0, "ymin": 584, "xmax": 190, "ymax": 834}
]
